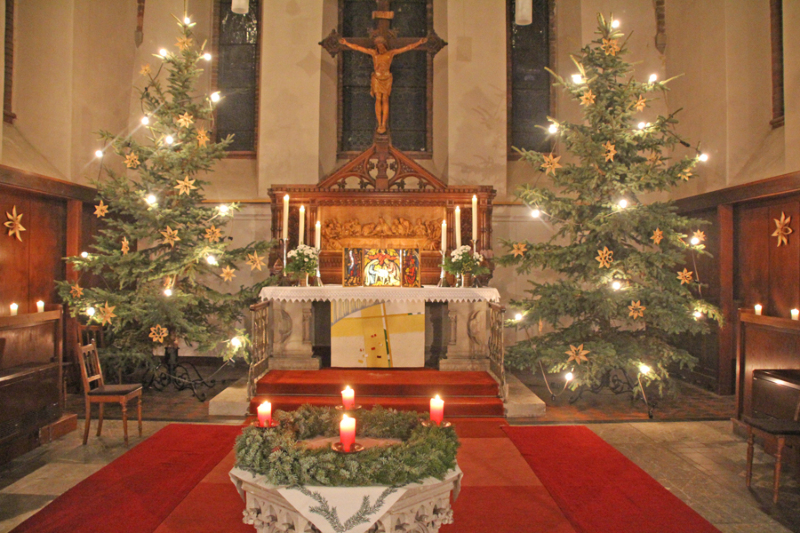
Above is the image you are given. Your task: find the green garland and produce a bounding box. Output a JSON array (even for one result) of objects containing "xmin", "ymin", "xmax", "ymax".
[{"xmin": 234, "ymin": 405, "xmax": 460, "ymax": 487}]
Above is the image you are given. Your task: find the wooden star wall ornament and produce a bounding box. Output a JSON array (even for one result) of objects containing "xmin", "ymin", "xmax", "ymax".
[
  {"xmin": 772, "ymin": 211, "xmax": 793, "ymax": 247},
  {"xmin": 540, "ymin": 153, "xmax": 562, "ymax": 176},
  {"xmin": 4, "ymin": 206, "xmax": 25, "ymax": 241},
  {"xmin": 204, "ymin": 225, "xmax": 222, "ymax": 243},
  {"xmin": 176, "ymin": 112, "xmax": 194, "ymax": 128},
  {"xmin": 628, "ymin": 300, "xmax": 646, "ymax": 319},
  {"xmin": 176, "ymin": 36, "xmax": 193, "ymax": 51},
  {"xmin": 566, "ymin": 344, "xmax": 590, "ymax": 364},
  {"xmin": 677, "ymin": 268, "xmax": 694, "ymax": 285},
  {"xmin": 125, "ymin": 153, "xmax": 140, "ymax": 169},
  {"xmin": 140, "ymin": 64, "xmax": 152, "ymax": 76},
  {"xmin": 98, "ymin": 301, "xmax": 117, "ymax": 326},
  {"xmin": 121, "ymin": 237, "xmax": 130, "ymax": 255},
  {"xmin": 603, "ymin": 141, "xmax": 617, "ymax": 162},
  {"xmin": 512, "ymin": 242, "xmax": 528, "ymax": 257},
  {"xmin": 601, "ymin": 38, "xmax": 621, "ymax": 56},
  {"xmin": 149, "ymin": 324, "xmax": 169, "ymax": 343},
  {"xmin": 693, "ymin": 230, "xmax": 706, "ymax": 243},
  {"xmin": 196, "ymin": 128, "xmax": 209, "ymax": 147},
  {"xmin": 94, "ymin": 199, "xmax": 109, "ymax": 218},
  {"xmin": 246, "ymin": 251, "xmax": 266, "ymax": 271},
  {"xmin": 596, "ymin": 247, "xmax": 613, "ymax": 268},
  {"xmin": 634, "ymin": 95, "xmax": 647, "ymax": 112},
  {"xmin": 70, "ymin": 284, "xmax": 84, "ymax": 298},
  {"xmin": 174, "ymin": 176, "xmax": 197, "ymax": 195},
  {"xmin": 651, "ymin": 228, "xmax": 664, "ymax": 245},
  {"xmin": 580, "ymin": 89, "xmax": 596, "ymax": 106},
  {"xmin": 161, "ymin": 226, "xmax": 180, "ymax": 247},
  {"xmin": 220, "ymin": 266, "xmax": 236, "ymax": 282}
]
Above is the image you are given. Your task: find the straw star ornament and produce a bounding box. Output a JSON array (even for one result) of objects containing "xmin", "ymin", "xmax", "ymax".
[
  {"xmin": 196, "ymin": 128, "xmax": 209, "ymax": 147},
  {"xmin": 174, "ymin": 176, "xmax": 197, "ymax": 195},
  {"xmin": 70, "ymin": 284, "xmax": 84, "ymax": 298},
  {"xmin": 149, "ymin": 325, "xmax": 169, "ymax": 343},
  {"xmin": 540, "ymin": 153, "xmax": 562, "ymax": 176},
  {"xmin": 566, "ymin": 344, "xmax": 590, "ymax": 364},
  {"xmin": 647, "ymin": 152, "xmax": 661, "ymax": 166},
  {"xmin": 4, "ymin": 206, "xmax": 25, "ymax": 241},
  {"xmin": 603, "ymin": 141, "xmax": 616, "ymax": 162},
  {"xmin": 94, "ymin": 200, "xmax": 109, "ymax": 218},
  {"xmin": 204, "ymin": 225, "xmax": 222, "ymax": 243},
  {"xmin": 677, "ymin": 268, "xmax": 694, "ymax": 285},
  {"xmin": 580, "ymin": 89, "xmax": 596, "ymax": 106},
  {"xmin": 161, "ymin": 226, "xmax": 180, "ymax": 247},
  {"xmin": 121, "ymin": 237, "xmax": 130, "ymax": 255},
  {"xmin": 651, "ymin": 228, "xmax": 664, "ymax": 245},
  {"xmin": 140, "ymin": 64, "xmax": 152, "ymax": 76},
  {"xmin": 221, "ymin": 266, "xmax": 236, "ymax": 282},
  {"xmin": 628, "ymin": 300, "xmax": 646, "ymax": 320},
  {"xmin": 98, "ymin": 302, "xmax": 117, "ymax": 326},
  {"xmin": 772, "ymin": 211, "xmax": 792, "ymax": 247},
  {"xmin": 596, "ymin": 247, "xmax": 613, "ymax": 269},
  {"xmin": 634, "ymin": 95, "xmax": 647, "ymax": 112},
  {"xmin": 176, "ymin": 112, "xmax": 194, "ymax": 129},
  {"xmin": 602, "ymin": 38, "xmax": 620, "ymax": 56},
  {"xmin": 247, "ymin": 251, "xmax": 265, "ymax": 271},
  {"xmin": 125, "ymin": 153, "xmax": 140, "ymax": 169},
  {"xmin": 693, "ymin": 230, "xmax": 706, "ymax": 243},
  {"xmin": 512, "ymin": 242, "xmax": 528, "ymax": 257},
  {"xmin": 176, "ymin": 36, "xmax": 193, "ymax": 51},
  {"xmin": 679, "ymin": 169, "xmax": 692, "ymax": 181}
]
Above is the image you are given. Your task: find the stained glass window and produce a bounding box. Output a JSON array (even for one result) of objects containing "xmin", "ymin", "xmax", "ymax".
[
  {"xmin": 508, "ymin": 0, "xmax": 551, "ymax": 153},
  {"xmin": 340, "ymin": 0, "xmax": 430, "ymax": 154},
  {"xmin": 215, "ymin": 0, "xmax": 260, "ymax": 152}
]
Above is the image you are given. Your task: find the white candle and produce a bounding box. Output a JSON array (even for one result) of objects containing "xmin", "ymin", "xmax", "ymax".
[
  {"xmin": 298, "ymin": 205, "xmax": 305, "ymax": 245},
  {"xmin": 455, "ymin": 206, "xmax": 461, "ymax": 249},
  {"xmin": 754, "ymin": 304, "xmax": 762, "ymax": 316},
  {"xmin": 792, "ymin": 309, "xmax": 799, "ymax": 321},
  {"xmin": 10, "ymin": 303, "xmax": 18, "ymax": 316},
  {"xmin": 282, "ymin": 194, "xmax": 290, "ymax": 241},
  {"xmin": 441, "ymin": 220, "xmax": 447, "ymax": 254},
  {"xmin": 315, "ymin": 220, "xmax": 321, "ymax": 250},
  {"xmin": 472, "ymin": 195, "xmax": 478, "ymax": 246},
  {"xmin": 36, "ymin": 301, "xmax": 45, "ymax": 313}
]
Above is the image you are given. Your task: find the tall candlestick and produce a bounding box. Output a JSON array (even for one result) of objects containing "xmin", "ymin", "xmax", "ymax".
[
  {"xmin": 441, "ymin": 220, "xmax": 447, "ymax": 254},
  {"xmin": 282, "ymin": 194, "xmax": 290, "ymax": 241},
  {"xmin": 257, "ymin": 401, "xmax": 272, "ymax": 427},
  {"xmin": 315, "ymin": 220, "xmax": 321, "ymax": 250},
  {"xmin": 430, "ymin": 395, "xmax": 444, "ymax": 425},
  {"xmin": 340, "ymin": 415, "xmax": 356, "ymax": 452},
  {"xmin": 472, "ymin": 195, "xmax": 478, "ymax": 246},
  {"xmin": 455, "ymin": 207, "xmax": 461, "ymax": 249},
  {"xmin": 792, "ymin": 309, "xmax": 799, "ymax": 321},
  {"xmin": 36, "ymin": 301, "xmax": 45, "ymax": 313},
  {"xmin": 754, "ymin": 304, "xmax": 762, "ymax": 316},
  {"xmin": 298, "ymin": 205, "xmax": 305, "ymax": 245},
  {"xmin": 342, "ymin": 386, "xmax": 355, "ymax": 410},
  {"xmin": 10, "ymin": 303, "xmax": 18, "ymax": 316}
]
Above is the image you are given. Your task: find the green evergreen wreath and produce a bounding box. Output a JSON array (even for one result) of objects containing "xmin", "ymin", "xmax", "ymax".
[{"xmin": 234, "ymin": 405, "xmax": 460, "ymax": 487}]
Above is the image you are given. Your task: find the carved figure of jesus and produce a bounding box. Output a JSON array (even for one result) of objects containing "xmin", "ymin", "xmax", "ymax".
[{"xmin": 338, "ymin": 35, "xmax": 427, "ymax": 134}]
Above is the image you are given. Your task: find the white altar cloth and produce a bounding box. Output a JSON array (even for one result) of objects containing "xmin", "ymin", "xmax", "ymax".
[
  {"xmin": 259, "ymin": 285, "xmax": 500, "ymax": 304},
  {"xmin": 230, "ymin": 466, "xmax": 462, "ymax": 533}
]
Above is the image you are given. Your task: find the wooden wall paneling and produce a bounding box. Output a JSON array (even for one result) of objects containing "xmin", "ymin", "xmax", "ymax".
[
  {"xmin": 767, "ymin": 201, "xmax": 800, "ymax": 317},
  {"xmin": 734, "ymin": 205, "xmax": 771, "ymax": 310},
  {"xmin": 0, "ymin": 186, "xmax": 31, "ymax": 314},
  {"xmin": 717, "ymin": 205, "xmax": 736, "ymax": 394},
  {"xmin": 26, "ymin": 196, "xmax": 67, "ymax": 312}
]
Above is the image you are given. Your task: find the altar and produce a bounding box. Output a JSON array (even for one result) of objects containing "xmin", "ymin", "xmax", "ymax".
[{"xmin": 256, "ymin": 285, "xmax": 500, "ymax": 372}]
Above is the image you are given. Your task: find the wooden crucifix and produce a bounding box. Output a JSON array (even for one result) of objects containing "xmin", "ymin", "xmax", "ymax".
[{"xmin": 320, "ymin": 0, "xmax": 446, "ymax": 136}]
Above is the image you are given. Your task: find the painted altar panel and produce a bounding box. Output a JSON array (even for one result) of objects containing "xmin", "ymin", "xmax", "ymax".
[{"xmin": 331, "ymin": 300, "xmax": 425, "ymax": 368}]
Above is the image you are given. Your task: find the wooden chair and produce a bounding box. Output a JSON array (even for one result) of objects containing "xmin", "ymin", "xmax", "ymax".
[
  {"xmin": 77, "ymin": 342, "xmax": 142, "ymax": 446},
  {"xmin": 744, "ymin": 395, "xmax": 800, "ymax": 503}
]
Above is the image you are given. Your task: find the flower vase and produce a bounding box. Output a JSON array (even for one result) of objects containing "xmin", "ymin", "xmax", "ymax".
[
  {"xmin": 297, "ymin": 273, "xmax": 309, "ymax": 287},
  {"xmin": 460, "ymin": 273, "xmax": 473, "ymax": 288}
]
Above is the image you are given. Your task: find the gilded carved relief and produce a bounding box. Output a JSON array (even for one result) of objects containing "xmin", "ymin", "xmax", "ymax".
[{"xmin": 322, "ymin": 216, "xmax": 442, "ymax": 251}]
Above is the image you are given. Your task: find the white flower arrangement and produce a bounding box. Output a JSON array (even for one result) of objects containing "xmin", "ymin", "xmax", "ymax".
[
  {"xmin": 444, "ymin": 245, "xmax": 488, "ymax": 275},
  {"xmin": 285, "ymin": 244, "xmax": 319, "ymax": 275}
]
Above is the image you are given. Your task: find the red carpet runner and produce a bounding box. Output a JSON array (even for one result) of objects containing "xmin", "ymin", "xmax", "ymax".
[
  {"xmin": 502, "ymin": 425, "xmax": 722, "ymax": 533},
  {"xmin": 10, "ymin": 424, "xmax": 242, "ymax": 533}
]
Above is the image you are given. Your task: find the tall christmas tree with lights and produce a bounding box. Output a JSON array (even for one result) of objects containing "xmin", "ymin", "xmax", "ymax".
[
  {"xmin": 58, "ymin": 15, "xmax": 273, "ymax": 369},
  {"xmin": 500, "ymin": 15, "xmax": 722, "ymax": 395}
]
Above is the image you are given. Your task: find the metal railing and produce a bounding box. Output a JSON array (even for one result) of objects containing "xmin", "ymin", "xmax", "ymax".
[
  {"xmin": 488, "ymin": 302, "xmax": 507, "ymax": 401},
  {"xmin": 248, "ymin": 300, "xmax": 272, "ymax": 400}
]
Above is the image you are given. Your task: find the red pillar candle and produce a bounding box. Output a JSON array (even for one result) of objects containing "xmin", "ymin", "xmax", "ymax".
[
  {"xmin": 430, "ymin": 395, "xmax": 444, "ymax": 425},
  {"xmin": 342, "ymin": 385, "xmax": 355, "ymax": 410},
  {"xmin": 257, "ymin": 401, "xmax": 272, "ymax": 427},
  {"xmin": 340, "ymin": 414, "xmax": 356, "ymax": 452}
]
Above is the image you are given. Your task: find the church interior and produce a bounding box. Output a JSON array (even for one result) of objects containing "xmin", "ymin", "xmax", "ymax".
[{"xmin": 2, "ymin": 1, "xmax": 800, "ymax": 532}]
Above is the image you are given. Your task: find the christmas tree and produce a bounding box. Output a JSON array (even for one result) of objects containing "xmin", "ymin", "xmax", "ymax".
[
  {"xmin": 499, "ymin": 14, "xmax": 722, "ymax": 394},
  {"xmin": 58, "ymin": 15, "xmax": 273, "ymax": 369}
]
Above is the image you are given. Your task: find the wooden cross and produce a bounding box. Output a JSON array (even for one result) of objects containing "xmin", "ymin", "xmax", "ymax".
[{"xmin": 320, "ymin": 0, "xmax": 446, "ymax": 59}]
